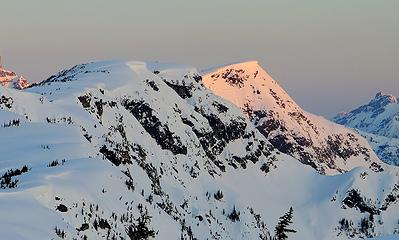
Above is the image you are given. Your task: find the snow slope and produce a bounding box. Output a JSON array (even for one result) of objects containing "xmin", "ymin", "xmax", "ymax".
[
  {"xmin": 334, "ymin": 92, "xmax": 399, "ymax": 166},
  {"xmin": 202, "ymin": 61, "xmax": 383, "ymax": 175},
  {"xmin": 0, "ymin": 60, "xmax": 398, "ymax": 239}
]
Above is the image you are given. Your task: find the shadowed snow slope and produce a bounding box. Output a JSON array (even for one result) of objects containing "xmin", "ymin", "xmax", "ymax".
[
  {"xmin": 0, "ymin": 60, "xmax": 398, "ymax": 239},
  {"xmin": 203, "ymin": 61, "xmax": 384, "ymax": 175}
]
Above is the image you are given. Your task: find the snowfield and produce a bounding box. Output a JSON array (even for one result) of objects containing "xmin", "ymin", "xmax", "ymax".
[{"xmin": 0, "ymin": 60, "xmax": 398, "ymax": 239}]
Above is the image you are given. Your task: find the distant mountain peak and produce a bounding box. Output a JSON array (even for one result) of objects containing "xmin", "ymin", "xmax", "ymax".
[
  {"xmin": 373, "ymin": 91, "xmax": 397, "ymax": 104},
  {"xmin": 334, "ymin": 92, "xmax": 398, "ymax": 126},
  {"xmin": 334, "ymin": 91, "xmax": 399, "ymax": 163},
  {"xmin": 0, "ymin": 66, "xmax": 30, "ymax": 89}
]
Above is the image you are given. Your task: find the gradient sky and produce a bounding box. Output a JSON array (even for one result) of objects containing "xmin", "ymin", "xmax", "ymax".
[{"xmin": 1, "ymin": 0, "xmax": 398, "ymax": 117}]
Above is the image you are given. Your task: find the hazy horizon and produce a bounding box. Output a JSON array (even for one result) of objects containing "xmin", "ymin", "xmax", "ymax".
[{"xmin": 1, "ymin": 0, "xmax": 398, "ymax": 117}]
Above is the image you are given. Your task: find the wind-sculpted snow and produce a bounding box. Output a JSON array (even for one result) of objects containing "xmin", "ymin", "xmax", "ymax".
[
  {"xmin": 334, "ymin": 92, "xmax": 399, "ymax": 166},
  {"xmin": 203, "ymin": 61, "xmax": 383, "ymax": 175},
  {"xmin": 0, "ymin": 60, "xmax": 398, "ymax": 239}
]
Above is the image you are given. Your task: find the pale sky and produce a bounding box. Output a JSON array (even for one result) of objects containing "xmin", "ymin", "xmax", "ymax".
[{"xmin": 1, "ymin": 0, "xmax": 398, "ymax": 117}]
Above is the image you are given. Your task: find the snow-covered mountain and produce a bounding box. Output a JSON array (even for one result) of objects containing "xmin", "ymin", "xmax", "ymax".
[
  {"xmin": 0, "ymin": 67, "xmax": 30, "ymax": 89},
  {"xmin": 334, "ymin": 92, "xmax": 399, "ymax": 166},
  {"xmin": 202, "ymin": 61, "xmax": 383, "ymax": 175},
  {"xmin": 334, "ymin": 92, "xmax": 399, "ymax": 138},
  {"xmin": 0, "ymin": 60, "xmax": 398, "ymax": 239}
]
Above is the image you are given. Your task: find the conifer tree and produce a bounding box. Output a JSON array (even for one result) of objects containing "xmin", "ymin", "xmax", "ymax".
[{"xmin": 274, "ymin": 207, "xmax": 296, "ymax": 240}]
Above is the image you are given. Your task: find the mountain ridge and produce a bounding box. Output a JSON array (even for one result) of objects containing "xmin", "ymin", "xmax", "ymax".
[{"xmin": 0, "ymin": 60, "xmax": 398, "ymax": 239}]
